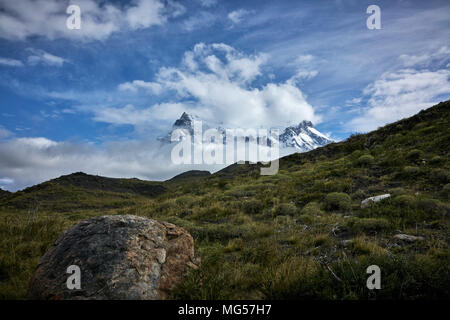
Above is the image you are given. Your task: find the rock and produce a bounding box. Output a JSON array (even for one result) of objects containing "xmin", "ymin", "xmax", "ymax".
[
  {"xmin": 28, "ymin": 215, "xmax": 199, "ymax": 300},
  {"xmin": 341, "ymin": 240, "xmax": 352, "ymax": 246},
  {"xmin": 393, "ymin": 234, "xmax": 424, "ymax": 242},
  {"xmin": 361, "ymin": 194, "xmax": 391, "ymax": 208}
]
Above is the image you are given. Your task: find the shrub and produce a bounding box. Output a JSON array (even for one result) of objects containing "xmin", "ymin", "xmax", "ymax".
[
  {"xmin": 311, "ymin": 234, "xmax": 331, "ymax": 247},
  {"xmin": 403, "ymin": 166, "xmax": 420, "ymax": 177},
  {"xmin": 406, "ymin": 149, "xmax": 422, "ymax": 162},
  {"xmin": 273, "ymin": 203, "xmax": 299, "ymax": 216},
  {"xmin": 416, "ymin": 199, "xmax": 448, "ymax": 217},
  {"xmin": 441, "ymin": 183, "xmax": 450, "ymax": 199},
  {"xmin": 393, "ymin": 195, "xmax": 416, "ymax": 207},
  {"xmin": 301, "ymin": 201, "xmax": 324, "ymax": 216},
  {"xmin": 297, "ymin": 214, "xmax": 314, "ymax": 224},
  {"xmin": 357, "ymin": 154, "xmax": 375, "ymax": 167},
  {"xmin": 224, "ymin": 238, "xmax": 245, "ymax": 252},
  {"xmin": 429, "ymin": 156, "xmax": 444, "ymax": 165},
  {"xmin": 224, "ymin": 188, "xmax": 255, "ymax": 198},
  {"xmin": 241, "ymin": 200, "xmax": 263, "ymax": 215},
  {"xmin": 347, "ymin": 237, "xmax": 387, "ymax": 256},
  {"xmin": 390, "ymin": 187, "xmax": 406, "ymax": 196},
  {"xmin": 430, "ymin": 169, "xmax": 450, "ymax": 184},
  {"xmin": 324, "ymin": 192, "xmax": 351, "ymax": 211},
  {"xmin": 352, "ymin": 189, "xmax": 367, "ymax": 200},
  {"xmin": 347, "ymin": 217, "xmax": 391, "ymax": 234}
]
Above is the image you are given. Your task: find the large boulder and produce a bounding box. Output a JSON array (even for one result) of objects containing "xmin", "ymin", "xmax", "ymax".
[{"xmin": 28, "ymin": 215, "xmax": 199, "ymax": 300}]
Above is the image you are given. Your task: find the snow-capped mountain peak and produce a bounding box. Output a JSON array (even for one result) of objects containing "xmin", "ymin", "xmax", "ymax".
[
  {"xmin": 159, "ymin": 113, "xmax": 333, "ymax": 152},
  {"xmin": 279, "ymin": 120, "xmax": 333, "ymax": 151}
]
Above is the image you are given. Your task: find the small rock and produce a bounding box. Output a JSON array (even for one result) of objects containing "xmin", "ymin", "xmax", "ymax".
[
  {"xmin": 393, "ymin": 234, "xmax": 424, "ymax": 242},
  {"xmin": 361, "ymin": 194, "xmax": 391, "ymax": 208},
  {"xmin": 341, "ymin": 240, "xmax": 352, "ymax": 246}
]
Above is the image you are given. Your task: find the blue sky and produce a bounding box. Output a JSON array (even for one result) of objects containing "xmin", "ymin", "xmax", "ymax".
[{"xmin": 0, "ymin": 0, "xmax": 449, "ymax": 190}]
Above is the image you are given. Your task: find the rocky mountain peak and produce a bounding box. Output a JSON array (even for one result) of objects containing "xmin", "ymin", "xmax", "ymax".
[
  {"xmin": 173, "ymin": 112, "xmax": 193, "ymax": 129},
  {"xmin": 159, "ymin": 113, "xmax": 333, "ymax": 153}
]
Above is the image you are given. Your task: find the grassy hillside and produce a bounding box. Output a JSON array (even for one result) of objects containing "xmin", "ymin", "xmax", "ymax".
[
  {"xmin": 0, "ymin": 100, "xmax": 449, "ymax": 299},
  {"xmin": 0, "ymin": 189, "xmax": 10, "ymax": 200},
  {"xmin": 0, "ymin": 172, "xmax": 166, "ymax": 212}
]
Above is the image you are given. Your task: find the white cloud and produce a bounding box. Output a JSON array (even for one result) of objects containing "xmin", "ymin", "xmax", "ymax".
[
  {"xmin": 0, "ymin": 176, "xmax": 14, "ymax": 190},
  {"xmin": 0, "ymin": 57, "xmax": 24, "ymax": 67},
  {"xmin": 125, "ymin": 0, "xmax": 165, "ymax": 29},
  {"xmin": 0, "ymin": 126, "xmax": 12, "ymax": 139},
  {"xmin": 91, "ymin": 103, "xmax": 188, "ymax": 126},
  {"xmin": 295, "ymin": 55, "xmax": 314, "ymax": 64},
  {"xmin": 345, "ymin": 97, "xmax": 362, "ymax": 106},
  {"xmin": 101, "ymin": 43, "xmax": 319, "ymax": 129},
  {"xmin": 349, "ymin": 68, "xmax": 450, "ymax": 132},
  {"xmin": 118, "ymin": 80, "xmax": 163, "ymax": 94},
  {"xmin": 0, "ymin": 177, "xmax": 14, "ymax": 185},
  {"xmin": 26, "ymin": 48, "xmax": 67, "ymax": 66},
  {"xmin": 284, "ymin": 54, "xmax": 319, "ymax": 84},
  {"xmin": 289, "ymin": 70, "xmax": 318, "ymax": 82},
  {"xmin": 0, "ymin": 133, "xmax": 290, "ymax": 191},
  {"xmin": 0, "ymin": 136, "xmax": 225, "ymax": 191},
  {"xmin": 399, "ymin": 46, "xmax": 450, "ymax": 67},
  {"xmin": 228, "ymin": 9, "xmax": 250, "ymax": 24},
  {"xmin": 181, "ymin": 11, "xmax": 216, "ymax": 31},
  {"xmin": 198, "ymin": 0, "xmax": 217, "ymax": 7},
  {"xmin": 16, "ymin": 137, "xmax": 59, "ymax": 148},
  {"xmin": 0, "ymin": 0, "xmax": 185, "ymax": 41}
]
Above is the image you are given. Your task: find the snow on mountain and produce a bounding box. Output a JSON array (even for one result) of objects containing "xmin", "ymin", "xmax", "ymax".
[
  {"xmin": 158, "ymin": 113, "xmax": 333, "ymax": 152},
  {"xmin": 279, "ymin": 120, "xmax": 334, "ymax": 152}
]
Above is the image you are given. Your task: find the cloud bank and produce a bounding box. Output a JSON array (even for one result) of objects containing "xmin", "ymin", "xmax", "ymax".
[
  {"xmin": 107, "ymin": 43, "xmax": 319, "ymax": 129},
  {"xmin": 349, "ymin": 47, "xmax": 450, "ymax": 132}
]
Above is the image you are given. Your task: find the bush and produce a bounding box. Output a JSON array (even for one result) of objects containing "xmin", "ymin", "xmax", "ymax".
[
  {"xmin": 347, "ymin": 237, "xmax": 387, "ymax": 255},
  {"xmin": 347, "ymin": 217, "xmax": 391, "ymax": 234},
  {"xmin": 393, "ymin": 195, "xmax": 416, "ymax": 207},
  {"xmin": 406, "ymin": 149, "xmax": 422, "ymax": 162},
  {"xmin": 241, "ymin": 200, "xmax": 263, "ymax": 215},
  {"xmin": 416, "ymin": 199, "xmax": 448, "ymax": 217},
  {"xmin": 403, "ymin": 166, "xmax": 420, "ymax": 177},
  {"xmin": 429, "ymin": 156, "xmax": 444, "ymax": 165},
  {"xmin": 301, "ymin": 202, "xmax": 323, "ymax": 216},
  {"xmin": 441, "ymin": 184, "xmax": 450, "ymax": 199},
  {"xmin": 390, "ymin": 187, "xmax": 406, "ymax": 196},
  {"xmin": 324, "ymin": 192, "xmax": 351, "ymax": 211},
  {"xmin": 273, "ymin": 203, "xmax": 299, "ymax": 216},
  {"xmin": 430, "ymin": 169, "xmax": 450, "ymax": 184},
  {"xmin": 357, "ymin": 154, "xmax": 375, "ymax": 167}
]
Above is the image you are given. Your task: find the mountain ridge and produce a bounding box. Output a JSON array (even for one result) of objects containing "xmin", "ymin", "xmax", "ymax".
[{"xmin": 158, "ymin": 112, "xmax": 333, "ymax": 152}]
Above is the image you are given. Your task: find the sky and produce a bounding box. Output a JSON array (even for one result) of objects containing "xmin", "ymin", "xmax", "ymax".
[{"xmin": 0, "ymin": 0, "xmax": 449, "ymax": 191}]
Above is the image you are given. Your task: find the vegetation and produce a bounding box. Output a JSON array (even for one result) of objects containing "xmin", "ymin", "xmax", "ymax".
[{"xmin": 0, "ymin": 100, "xmax": 449, "ymax": 300}]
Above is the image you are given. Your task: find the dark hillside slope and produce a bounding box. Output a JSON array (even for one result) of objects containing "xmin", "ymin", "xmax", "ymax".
[
  {"xmin": 0, "ymin": 172, "xmax": 166, "ymax": 211},
  {"xmin": 0, "ymin": 188, "xmax": 10, "ymax": 200},
  {"xmin": 167, "ymin": 170, "xmax": 211, "ymax": 182}
]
